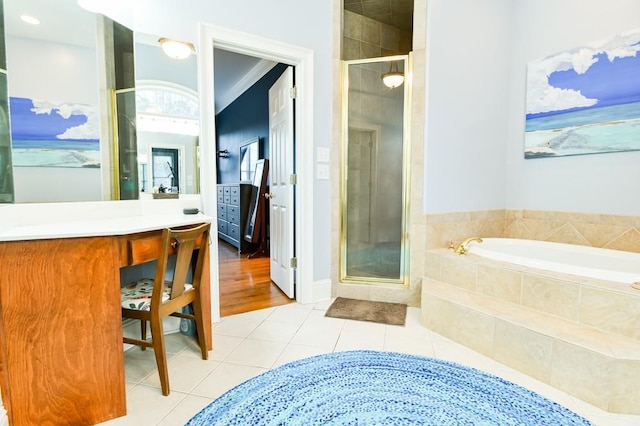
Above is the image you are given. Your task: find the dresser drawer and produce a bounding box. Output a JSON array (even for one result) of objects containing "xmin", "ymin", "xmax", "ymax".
[
  {"xmin": 223, "ymin": 186, "xmax": 231, "ymax": 195},
  {"xmin": 217, "ymin": 204, "xmax": 227, "ymax": 220},
  {"xmin": 230, "ymin": 194, "xmax": 239, "ymax": 205},
  {"xmin": 217, "ymin": 220, "xmax": 228, "ymax": 234},
  {"xmin": 229, "ymin": 186, "xmax": 239, "ymax": 197},
  {"xmin": 227, "ymin": 223, "xmax": 240, "ymax": 240},
  {"xmin": 227, "ymin": 205, "xmax": 240, "ymax": 224}
]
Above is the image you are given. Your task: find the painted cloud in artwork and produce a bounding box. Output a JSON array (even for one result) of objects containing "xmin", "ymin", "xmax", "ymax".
[
  {"xmin": 527, "ymin": 29, "xmax": 640, "ymax": 115},
  {"xmin": 29, "ymin": 99, "xmax": 100, "ymax": 140}
]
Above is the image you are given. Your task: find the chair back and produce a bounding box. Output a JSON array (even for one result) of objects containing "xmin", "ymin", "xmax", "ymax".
[{"xmin": 153, "ymin": 223, "xmax": 211, "ymax": 305}]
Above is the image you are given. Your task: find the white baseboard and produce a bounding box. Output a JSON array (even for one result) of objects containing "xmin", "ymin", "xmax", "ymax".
[{"xmin": 312, "ymin": 279, "xmax": 332, "ymax": 303}]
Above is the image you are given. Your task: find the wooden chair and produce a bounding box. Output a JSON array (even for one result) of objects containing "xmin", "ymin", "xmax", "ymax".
[{"xmin": 120, "ymin": 222, "xmax": 210, "ymax": 396}]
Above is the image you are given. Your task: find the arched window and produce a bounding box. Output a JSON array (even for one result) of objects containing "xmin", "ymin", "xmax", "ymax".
[{"xmin": 136, "ymin": 81, "xmax": 199, "ymax": 136}]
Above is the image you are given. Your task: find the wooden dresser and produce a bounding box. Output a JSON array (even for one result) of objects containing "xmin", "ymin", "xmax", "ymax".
[
  {"xmin": 0, "ymin": 215, "xmax": 213, "ymax": 425},
  {"xmin": 216, "ymin": 183, "xmax": 254, "ymax": 252}
]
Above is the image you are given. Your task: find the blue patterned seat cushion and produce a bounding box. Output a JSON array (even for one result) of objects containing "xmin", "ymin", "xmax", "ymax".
[{"xmin": 121, "ymin": 278, "xmax": 193, "ymax": 311}]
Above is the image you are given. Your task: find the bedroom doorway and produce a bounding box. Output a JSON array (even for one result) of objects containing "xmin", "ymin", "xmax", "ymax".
[{"xmin": 201, "ymin": 25, "xmax": 314, "ymax": 319}]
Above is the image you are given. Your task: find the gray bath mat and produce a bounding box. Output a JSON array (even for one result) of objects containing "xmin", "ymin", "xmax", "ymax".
[{"xmin": 325, "ymin": 297, "xmax": 407, "ymax": 326}]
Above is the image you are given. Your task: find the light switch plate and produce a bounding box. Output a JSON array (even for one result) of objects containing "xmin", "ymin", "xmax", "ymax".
[
  {"xmin": 317, "ymin": 164, "xmax": 330, "ymax": 179},
  {"xmin": 317, "ymin": 147, "xmax": 330, "ymax": 162}
]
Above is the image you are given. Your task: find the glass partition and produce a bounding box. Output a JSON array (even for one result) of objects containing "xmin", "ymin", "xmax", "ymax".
[{"xmin": 341, "ymin": 55, "xmax": 410, "ymax": 285}]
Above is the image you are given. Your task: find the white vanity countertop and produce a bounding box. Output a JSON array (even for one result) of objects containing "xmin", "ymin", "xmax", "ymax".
[{"xmin": 0, "ymin": 213, "xmax": 213, "ymax": 242}]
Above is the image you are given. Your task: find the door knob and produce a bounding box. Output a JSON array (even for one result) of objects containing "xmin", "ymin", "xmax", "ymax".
[{"xmin": 264, "ymin": 193, "xmax": 275, "ymax": 199}]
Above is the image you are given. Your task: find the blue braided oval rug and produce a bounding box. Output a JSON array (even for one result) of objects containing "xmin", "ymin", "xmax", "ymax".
[{"xmin": 186, "ymin": 350, "xmax": 592, "ymax": 425}]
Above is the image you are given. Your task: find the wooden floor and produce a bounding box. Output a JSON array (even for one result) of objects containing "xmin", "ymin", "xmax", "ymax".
[{"xmin": 217, "ymin": 240, "xmax": 293, "ymax": 317}]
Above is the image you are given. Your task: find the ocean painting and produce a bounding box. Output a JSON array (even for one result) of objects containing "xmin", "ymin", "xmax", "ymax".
[
  {"xmin": 525, "ymin": 27, "xmax": 640, "ymax": 159},
  {"xmin": 10, "ymin": 97, "xmax": 100, "ymax": 167}
]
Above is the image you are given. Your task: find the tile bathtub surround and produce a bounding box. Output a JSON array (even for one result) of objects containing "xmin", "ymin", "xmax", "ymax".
[
  {"xmin": 422, "ymin": 247, "xmax": 640, "ymax": 414},
  {"xmin": 422, "ymin": 278, "xmax": 640, "ymax": 414},
  {"xmin": 99, "ymin": 302, "xmax": 640, "ymax": 425},
  {"xmin": 425, "ymin": 209, "xmax": 506, "ymax": 251},
  {"xmin": 424, "ymin": 248, "xmax": 640, "ymax": 341},
  {"xmin": 425, "ymin": 208, "xmax": 640, "ymax": 253},
  {"xmin": 505, "ymin": 209, "xmax": 640, "ymax": 253}
]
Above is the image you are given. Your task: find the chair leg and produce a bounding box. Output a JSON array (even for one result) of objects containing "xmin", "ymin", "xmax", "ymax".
[
  {"xmin": 140, "ymin": 320, "xmax": 147, "ymax": 351},
  {"xmin": 192, "ymin": 297, "xmax": 209, "ymax": 360},
  {"xmin": 150, "ymin": 315, "xmax": 170, "ymax": 396}
]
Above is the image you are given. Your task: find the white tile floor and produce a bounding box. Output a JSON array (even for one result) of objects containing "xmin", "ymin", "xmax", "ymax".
[{"xmin": 100, "ymin": 301, "xmax": 640, "ymax": 426}]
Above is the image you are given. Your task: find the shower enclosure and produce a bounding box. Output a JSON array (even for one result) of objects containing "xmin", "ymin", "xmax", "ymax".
[{"xmin": 341, "ymin": 55, "xmax": 411, "ymax": 285}]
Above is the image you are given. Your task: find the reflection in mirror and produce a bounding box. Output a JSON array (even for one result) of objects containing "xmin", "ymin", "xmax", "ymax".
[
  {"xmin": 2, "ymin": 0, "xmax": 200, "ymax": 202},
  {"xmin": 5, "ymin": 0, "xmax": 102, "ymax": 202},
  {"xmin": 239, "ymin": 137, "xmax": 259, "ymax": 182},
  {"xmin": 134, "ymin": 33, "xmax": 199, "ymax": 195}
]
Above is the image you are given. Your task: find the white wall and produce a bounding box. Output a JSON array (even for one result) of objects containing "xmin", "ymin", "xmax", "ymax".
[
  {"xmin": 424, "ymin": 0, "xmax": 511, "ymax": 214},
  {"xmin": 506, "ymin": 0, "xmax": 640, "ymax": 215},
  {"xmin": 13, "ymin": 168, "xmax": 101, "ymax": 203}
]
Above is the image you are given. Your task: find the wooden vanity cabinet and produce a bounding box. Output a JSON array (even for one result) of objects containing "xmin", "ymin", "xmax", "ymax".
[{"xmin": 0, "ymin": 226, "xmax": 211, "ymax": 425}]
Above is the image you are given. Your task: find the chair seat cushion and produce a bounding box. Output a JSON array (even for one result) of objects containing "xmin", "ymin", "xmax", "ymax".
[{"xmin": 121, "ymin": 278, "xmax": 193, "ymax": 311}]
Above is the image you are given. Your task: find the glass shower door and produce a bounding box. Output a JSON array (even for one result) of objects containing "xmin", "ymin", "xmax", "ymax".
[{"xmin": 341, "ymin": 56, "xmax": 410, "ymax": 285}]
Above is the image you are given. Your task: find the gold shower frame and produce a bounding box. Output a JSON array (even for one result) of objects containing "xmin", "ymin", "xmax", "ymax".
[{"xmin": 339, "ymin": 54, "xmax": 412, "ymax": 287}]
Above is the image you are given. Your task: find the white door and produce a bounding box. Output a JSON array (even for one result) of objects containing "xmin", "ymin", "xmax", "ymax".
[{"xmin": 268, "ymin": 66, "xmax": 295, "ymax": 298}]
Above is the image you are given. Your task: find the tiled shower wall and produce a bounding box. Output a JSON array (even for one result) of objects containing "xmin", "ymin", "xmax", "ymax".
[
  {"xmin": 342, "ymin": 9, "xmax": 412, "ymax": 60},
  {"xmin": 425, "ymin": 209, "xmax": 640, "ymax": 253}
]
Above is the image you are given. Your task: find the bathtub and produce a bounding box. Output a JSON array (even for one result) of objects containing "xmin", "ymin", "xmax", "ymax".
[{"xmin": 466, "ymin": 238, "xmax": 640, "ymax": 285}]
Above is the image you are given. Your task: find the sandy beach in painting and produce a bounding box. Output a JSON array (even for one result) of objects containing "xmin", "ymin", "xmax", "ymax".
[
  {"xmin": 12, "ymin": 148, "xmax": 101, "ymax": 167},
  {"xmin": 525, "ymin": 101, "xmax": 640, "ymax": 158},
  {"xmin": 525, "ymin": 115, "xmax": 640, "ymax": 158}
]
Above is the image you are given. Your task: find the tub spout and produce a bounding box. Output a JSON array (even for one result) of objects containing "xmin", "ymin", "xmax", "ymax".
[{"xmin": 455, "ymin": 237, "xmax": 483, "ymax": 255}]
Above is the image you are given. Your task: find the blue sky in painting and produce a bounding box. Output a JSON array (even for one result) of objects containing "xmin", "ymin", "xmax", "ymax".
[
  {"xmin": 548, "ymin": 51, "xmax": 640, "ymax": 108},
  {"xmin": 9, "ymin": 97, "xmax": 98, "ymax": 141},
  {"xmin": 526, "ymin": 28, "xmax": 640, "ymax": 119}
]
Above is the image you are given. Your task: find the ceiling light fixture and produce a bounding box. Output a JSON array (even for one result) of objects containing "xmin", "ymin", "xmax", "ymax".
[
  {"xmin": 381, "ymin": 61, "xmax": 405, "ymax": 89},
  {"xmin": 20, "ymin": 15, "xmax": 40, "ymax": 25},
  {"xmin": 158, "ymin": 38, "xmax": 195, "ymax": 60}
]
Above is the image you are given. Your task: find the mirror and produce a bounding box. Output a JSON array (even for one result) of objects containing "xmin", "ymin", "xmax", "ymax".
[
  {"xmin": 239, "ymin": 137, "xmax": 259, "ymax": 182},
  {"xmin": 134, "ymin": 33, "xmax": 199, "ymax": 195},
  {"xmin": 2, "ymin": 0, "xmax": 199, "ymax": 202}
]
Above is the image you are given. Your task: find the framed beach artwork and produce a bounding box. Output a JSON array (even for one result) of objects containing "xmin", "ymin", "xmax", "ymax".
[
  {"xmin": 9, "ymin": 97, "xmax": 100, "ymax": 168},
  {"xmin": 524, "ymin": 27, "xmax": 640, "ymax": 159}
]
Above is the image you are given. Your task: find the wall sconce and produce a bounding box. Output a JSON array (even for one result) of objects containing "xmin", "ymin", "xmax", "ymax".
[
  {"xmin": 217, "ymin": 150, "xmax": 229, "ymax": 158},
  {"xmin": 381, "ymin": 61, "xmax": 405, "ymax": 89},
  {"xmin": 158, "ymin": 38, "xmax": 195, "ymax": 60}
]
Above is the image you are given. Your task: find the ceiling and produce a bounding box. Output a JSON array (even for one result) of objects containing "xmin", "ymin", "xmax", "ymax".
[
  {"xmin": 3, "ymin": 0, "xmax": 272, "ymax": 113},
  {"xmin": 344, "ymin": 0, "xmax": 414, "ymax": 32}
]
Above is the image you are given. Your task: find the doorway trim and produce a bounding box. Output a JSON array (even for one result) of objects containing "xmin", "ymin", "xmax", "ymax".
[{"xmin": 198, "ymin": 23, "xmax": 315, "ymax": 321}]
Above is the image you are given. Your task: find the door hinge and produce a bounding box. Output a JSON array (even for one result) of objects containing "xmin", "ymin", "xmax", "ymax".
[
  {"xmin": 290, "ymin": 257, "xmax": 298, "ymax": 269},
  {"xmin": 290, "ymin": 174, "xmax": 297, "ymax": 185},
  {"xmin": 289, "ymin": 86, "xmax": 297, "ymax": 99}
]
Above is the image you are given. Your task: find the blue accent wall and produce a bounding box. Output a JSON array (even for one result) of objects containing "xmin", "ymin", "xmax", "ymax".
[{"xmin": 215, "ymin": 63, "xmax": 288, "ymax": 183}]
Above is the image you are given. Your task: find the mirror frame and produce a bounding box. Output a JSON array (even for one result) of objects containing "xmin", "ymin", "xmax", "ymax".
[{"xmin": 239, "ymin": 136, "xmax": 260, "ymax": 183}]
